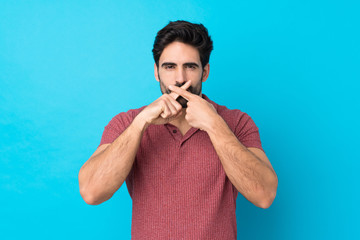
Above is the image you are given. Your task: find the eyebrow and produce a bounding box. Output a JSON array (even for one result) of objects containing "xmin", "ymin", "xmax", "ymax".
[
  {"xmin": 161, "ymin": 62, "xmax": 200, "ymax": 68},
  {"xmin": 184, "ymin": 62, "xmax": 199, "ymax": 68},
  {"xmin": 161, "ymin": 62, "xmax": 176, "ymax": 67}
]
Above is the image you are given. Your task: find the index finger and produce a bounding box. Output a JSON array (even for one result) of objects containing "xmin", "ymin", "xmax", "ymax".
[
  {"xmin": 168, "ymin": 83, "xmax": 194, "ymax": 101},
  {"xmin": 168, "ymin": 80, "xmax": 192, "ymax": 100}
]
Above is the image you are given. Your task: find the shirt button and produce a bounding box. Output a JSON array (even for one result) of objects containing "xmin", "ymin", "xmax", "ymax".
[{"xmin": 173, "ymin": 130, "xmax": 177, "ymax": 133}]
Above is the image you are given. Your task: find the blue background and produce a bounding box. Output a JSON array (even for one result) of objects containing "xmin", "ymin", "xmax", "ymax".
[{"xmin": 1, "ymin": 0, "xmax": 359, "ymax": 239}]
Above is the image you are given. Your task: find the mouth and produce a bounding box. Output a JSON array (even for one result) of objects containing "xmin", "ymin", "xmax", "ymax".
[
  {"xmin": 172, "ymin": 82, "xmax": 191, "ymax": 108},
  {"xmin": 176, "ymin": 96, "xmax": 188, "ymax": 108}
]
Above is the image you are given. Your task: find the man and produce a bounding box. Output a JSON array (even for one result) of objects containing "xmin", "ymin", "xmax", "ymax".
[{"xmin": 78, "ymin": 20, "xmax": 278, "ymax": 239}]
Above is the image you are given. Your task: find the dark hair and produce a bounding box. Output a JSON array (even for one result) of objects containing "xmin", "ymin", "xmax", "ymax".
[{"xmin": 152, "ymin": 20, "xmax": 213, "ymax": 68}]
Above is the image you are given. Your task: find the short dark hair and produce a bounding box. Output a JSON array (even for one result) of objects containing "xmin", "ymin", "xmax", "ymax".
[{"xmin": 152, "ymin": 20, "xmax": 213, "ymax": 69}]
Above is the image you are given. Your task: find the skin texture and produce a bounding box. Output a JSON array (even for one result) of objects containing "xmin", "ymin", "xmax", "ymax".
[
  {"xmin": 158, "ymin": 66, "xmax": 203, "ymax": 108},
  {"xmin": 78, "ymin": 41, "xmax": 278, "ymax": 208},
  {"xmin": 153, "ymin": 41, "xmax": 209, "ymax": 134}
]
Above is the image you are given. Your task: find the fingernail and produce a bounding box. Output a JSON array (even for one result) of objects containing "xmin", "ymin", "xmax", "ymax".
[{"xmin": 169, "ymin": 85, "xmax": 173, "ymax": 90}]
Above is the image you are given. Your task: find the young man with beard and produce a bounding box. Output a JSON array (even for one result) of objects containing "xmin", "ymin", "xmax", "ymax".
[{"xmin": 78, "ymin": 20, "xmax": 278, "ymax": 239}]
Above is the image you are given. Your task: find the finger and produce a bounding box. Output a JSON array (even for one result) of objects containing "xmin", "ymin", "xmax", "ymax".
[
  {"xmin": 160, "ymin": 102, "xmax": 171, "ymax": 118},
  {"xmin": 166, "ymin": 95, "xmax": 183, "ymax": 112},
  {"xmin": 163, "ymin": 95, "xmax": 179, "ymax": 115},
  {"xmin": 160, "ymin": 96, "xmax": 182, "ymax": 118},
  {"xmin": 168, "ymin": 110, "xmax": 183, "ymax": 121},
  {"xmin": 168, "ymin": 84, "xmax": 194, "ymax": 101},
  {"xmin": 169, "ymin": 80, "xmax": 192, "ymax": 100}
]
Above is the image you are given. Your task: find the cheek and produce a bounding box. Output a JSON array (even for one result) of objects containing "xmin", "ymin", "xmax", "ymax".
[
  {"xmin": 192, "ymin": 71, "xmax": 204, "ymax": 82},
  {"xmin": 187, "ymin": 69, "xmax": 201, "ymax": 77},
  {"xmin": 159, "ymin": 70, "xmax": 173, "ymax": 79}
]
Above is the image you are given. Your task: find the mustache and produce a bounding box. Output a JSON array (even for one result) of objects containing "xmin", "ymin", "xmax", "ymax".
[
  {"xmin": 166, "ymin": 82, "xmax": 191, "ymax": 108},
  {"xmin": 165, "ymin": 82, "xmax": 193, "ymax": 94}
]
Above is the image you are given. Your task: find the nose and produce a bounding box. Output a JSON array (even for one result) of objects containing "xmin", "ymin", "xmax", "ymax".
[{"xmin": 175, "ymin": 68, "xmax": 187, "ymax": 85}]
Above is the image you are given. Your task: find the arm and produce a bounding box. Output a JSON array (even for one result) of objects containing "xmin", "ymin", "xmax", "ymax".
[
  {"xmin": 206, "ymin": 115, "xmax": 278, "ymax": 209},
  {"xmin": 78, "ymin": 81, "xmax": 191, "ymax": 205},
  {"xmin": 168, "ymin": 85, "xmax": 278, "ymax": 209},
  {"xmin": 78, "ymin": 116, "xmax": 148, "ymax": 205}
]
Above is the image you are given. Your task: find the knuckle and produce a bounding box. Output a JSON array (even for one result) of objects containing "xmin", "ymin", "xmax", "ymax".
[
  {"xmin": 175, "ymin": 104, "xmax": 182, "ymax": 111},
  {"xmin": 159, "ymin": 99, "xmax": 166, "ymax": 105},
  {"xmin": 161, "ymin": 95, "xmax": 169, "ymax": 101}
]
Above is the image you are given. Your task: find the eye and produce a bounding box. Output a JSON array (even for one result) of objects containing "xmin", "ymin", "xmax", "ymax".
[
  {"xmin": 165, "ymin": 65, "xmax": 175, "ymax": 69},
  {"xmin": 186, "ymin": 65, "xmax": 196, "ymax": 69}
]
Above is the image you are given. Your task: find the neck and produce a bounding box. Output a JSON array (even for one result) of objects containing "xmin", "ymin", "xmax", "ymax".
[{"xmin": 169, "ymin": 109, "xmax": 192, "ymax": 135}]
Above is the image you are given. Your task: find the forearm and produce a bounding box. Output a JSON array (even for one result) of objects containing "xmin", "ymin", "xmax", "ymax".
[
  {"xmin": 206, "ymin": 116, "xmax": 277, "ymax": 208},
  {"xmin": 79, "ymin": 116, "xmax": 148, "ymax": 205}
]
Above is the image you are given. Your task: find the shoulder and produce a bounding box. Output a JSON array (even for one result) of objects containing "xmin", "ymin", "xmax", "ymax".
[
  {"xmin": 217, "ymin": 105, "xmax": 253, "ymax": 133},
  {"xmin": 106, "ymin": 105, "xmax": 147, "ymax": 130},
  {"xmin": 98, "ymin": 106, "xmax": 147, "ymax": 148},
  {"xmin": 203, "ymin": 94, "xmax": 252, "ymax": 132},
  {"xmin": 207, "ymin": 96, "xmax": 263, "ymax": 150},
  {"xmin": 114, "ymin": 105, "xmax": 146, "ymax": 121}
]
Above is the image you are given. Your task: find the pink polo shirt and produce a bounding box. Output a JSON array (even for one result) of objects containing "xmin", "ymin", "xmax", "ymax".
[{"xmin": 99, "ymin": 94, "xmax": 263, "ymax": 240}]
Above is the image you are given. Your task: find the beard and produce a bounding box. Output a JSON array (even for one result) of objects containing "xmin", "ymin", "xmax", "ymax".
[{"xmin": 158, "ymin": 71, "xmax": 203, "ymax": 108}]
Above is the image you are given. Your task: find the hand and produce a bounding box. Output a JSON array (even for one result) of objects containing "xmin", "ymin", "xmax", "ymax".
[
  {"xmin": 168, "ymin": 85, "xmax": 219, "ymax": 131},
  {"xmin": 136, "ymin": 81, "xmax": 192, "ymax": 126}
]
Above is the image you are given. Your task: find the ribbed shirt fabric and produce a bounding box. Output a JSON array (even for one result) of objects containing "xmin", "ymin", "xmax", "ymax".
[{"xmin": 99, "ymin": 94, "xmax": 263, "ymax": 240}]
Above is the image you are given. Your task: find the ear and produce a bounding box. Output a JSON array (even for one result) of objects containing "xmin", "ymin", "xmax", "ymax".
[
  {"xmin": 201, "ymin": 63, "xmax": 210, "ymax": 83},
  {"xmin": 154, "ymin": 63, "xmax": 160, "ymax": 82}
]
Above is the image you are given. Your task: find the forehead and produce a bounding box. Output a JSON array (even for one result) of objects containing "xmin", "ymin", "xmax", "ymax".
[{"xmin": 159, "ymin": 41, "xmax": 201, "ymax": 64}]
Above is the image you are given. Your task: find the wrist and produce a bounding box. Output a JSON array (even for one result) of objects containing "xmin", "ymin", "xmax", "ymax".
[
  {"xmin": 205, "ymin": 114, "xmax": 229, "ymax": 136},
  {"xmin": 132, "ymin": 114, "xmax": 150, "ymax": 133}
]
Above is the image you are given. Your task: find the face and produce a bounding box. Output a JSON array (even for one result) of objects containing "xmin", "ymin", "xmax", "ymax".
[{"xmin": 154, "ymin": 41, "xmax": 209, "ymax": 107}]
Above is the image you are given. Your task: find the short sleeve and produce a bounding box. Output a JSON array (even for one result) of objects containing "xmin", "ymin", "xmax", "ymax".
[
  {"xmin": 97, "ymin": 109, "xmax": 143, "ymax": 196},
  {"xmin": 234, "ymin": 113, "xmax": 264, "ymax": 153},
  {"xmin": 98, "ymin": 111, "xmax": 136, "ymax": 148}
]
